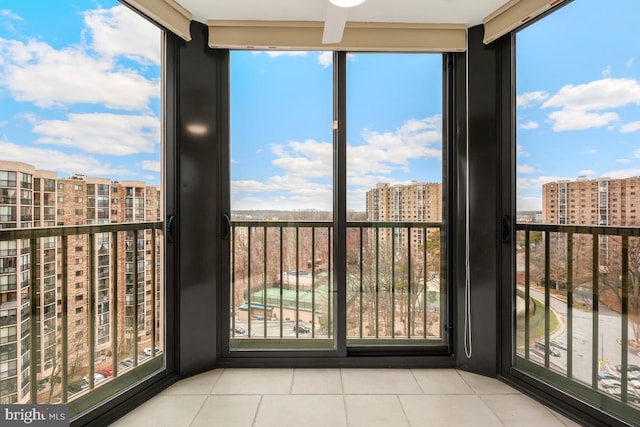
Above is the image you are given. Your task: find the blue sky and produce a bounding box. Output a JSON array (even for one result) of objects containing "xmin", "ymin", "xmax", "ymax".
[
  {"xmin": 0, "ymin": 0, "xmax": 161, "ymax": 185},
  {"xmin": 516, "ymin": 0, "xmax": 640, "ymax": 211},
  {"xmin": 230, "ymin": 51, "xmax": 442, "ymax": 212},
  {"xmin": 2, "ymin": 1, "xmax": 638, "ymax": 213}
]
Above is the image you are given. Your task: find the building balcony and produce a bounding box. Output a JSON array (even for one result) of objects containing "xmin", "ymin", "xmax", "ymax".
[
  {"xmin": 229, "ymin": 220, "xmax": 443, "ymax": 350},
  {"xmin": 515, "ymin": 223, "xmax": 640, "ymax": 419},
  {"xmin": 0, "ymin": 221, "xmax": 163, "ymax": 411}
]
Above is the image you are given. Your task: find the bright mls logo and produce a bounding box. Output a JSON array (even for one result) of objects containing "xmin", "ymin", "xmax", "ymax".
[{"xmin": 1, "ymin": 405, "xmax": 68, "ymax": 426}]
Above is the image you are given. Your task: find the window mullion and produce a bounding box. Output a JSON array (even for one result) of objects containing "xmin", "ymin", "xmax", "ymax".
[{"xmin": 334, "ymin": 51, "xmax": 348, "ymax": 356}]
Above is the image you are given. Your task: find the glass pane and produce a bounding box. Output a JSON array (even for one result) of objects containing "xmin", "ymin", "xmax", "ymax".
[
  {"xmin": 0, "ymin": 1, "xmax": 164, "ymax": 415},
  {"xmin": 516, "ymin": 0, "xmax": 640, "ymax": 420},
  {"xmin": 229, "ymin": 51, "xmax": 334, "ymax": 349},
  {"xmin": 346, "ymin": 54, "xmax": 444, "ymax": 346}
]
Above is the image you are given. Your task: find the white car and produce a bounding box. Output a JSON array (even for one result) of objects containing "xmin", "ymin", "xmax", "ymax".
[
  {"xmin": 599, "ymin": 378, "xmax": 621, "ymax": 388},
  {"xmin": 143, "ymin": 347, "xmax": 161, "ymax": 356},
  {"xmin": 83, "ymin": 373, "xmax": 105, "ymax": 384}
]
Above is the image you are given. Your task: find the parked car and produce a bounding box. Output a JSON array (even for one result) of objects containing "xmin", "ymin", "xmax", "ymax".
[
  {"xmin": 615, "ymin": 364, "xmax": 640, "ymax": 373},
  {"xmin": 605, "ymin": 387, "xmax": 640, "ymax": 404},
  {"xmin": 143, "ymin": 346, "xmax": 161, "ymax": 356},
  {"xmin": 598, "ymin": 371, "xmax": 621, "ymax": 381},
  {"xmin": 549, "ymin": 339, "xmax": 567, "ymax": 351},
  {"xmin": 293, "ymin": 324, "xmax": 311, "ymax": 334},
  {"xmin": 84, "ymin": 373, "xmax": 105, "ymax": 384},
  {"xmin": 231, "ymin": 326, "xmax": 246, "ymax": 335},
  {"xmin": 600, "ymin": 378, "xmax": 621, "ymax": 388},
  {"xmin": 68, "ymin": 381, "xmax": 88, "ymax": 394},
  {"xmin": 97, "ymin": 367, "xmax": 113, "ymax": 377},
  {"xmin": 534, "ymin": 341, "xmax": 560, "ymax": 357}
]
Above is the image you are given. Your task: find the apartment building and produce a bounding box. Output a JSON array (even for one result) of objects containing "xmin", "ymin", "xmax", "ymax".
[
  {"xmin": 0, "ymin": 161, "xmax": 160, "ymax": 404},
  {"xmin": 542, "ymin": 176, "xmax": 640, "ymax": 226},
  {"xmin": 366, "ymin": 182, "xmax": 442, "ymax": 250}
]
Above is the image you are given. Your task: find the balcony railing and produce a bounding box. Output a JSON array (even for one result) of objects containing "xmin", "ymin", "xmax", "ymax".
[
  {"xmin": 230, "ymin": 220, "xmax": 444, "ymax": 348},
  {"xmin": 0, "ymin": 221, "xmax": 163, "ymax": 415},
  {"xmin": 516, "ymin": 223, "xmax": 640, "ymax": 420}
]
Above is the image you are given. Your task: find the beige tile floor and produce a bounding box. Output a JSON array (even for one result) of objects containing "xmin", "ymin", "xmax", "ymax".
[{"xmin": 111, "ymin": 369, "xmax": 583, "ymax": 427}]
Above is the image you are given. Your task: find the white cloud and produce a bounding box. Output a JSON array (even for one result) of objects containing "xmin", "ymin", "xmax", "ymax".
[
  {"xmin": 318, "ymin": 51, "xmax": 332, "ymax": 68},
  {"xmin": 602, "ymin": 66, "xmax": 611, "ymax": 77},
  {"xmin": 349, "ymin": 116, "xmax": 441, "ymax": 176},
  {"xmin": 620, "ymin": 121, "xmax": 640, "ymax": 133},
  {"xmin": 541, "ymin": 78, "xmax": 640, "ymax": 131},
  {"xmin": 517, "ymin": 91, "xmax": 549, "ymax": 108},
  {"xmin": 518, "ymin": 175, "xmax": 573, "ymax": 191},
  {"xmin": 141, "ymin": 160, "xmax": 160, "ymax": 172},
  {"xmin": 232, "ymin": 175, "xmax": 333, "ymax": 211},
  {"xmin": 616, "ymin": 158, "xmax": 632, "ymax": 163},
  {"xmin": 547, "ymin": 110, "xmax": 619, "ymax": 131},
  {"xmin": 0, "ymin": 37, "xmax": 158, "ymax": 110},
  {"xmin": 589, "ymin": 149, "xmax": 598, "ymax": 154},
  {"xmin": 628, "ymin": 58, "xmax": 635, "ymax": 68},
  {"xmin": 272, "ymin": 139, "xmax": 333, "ymax": 178},
  {"xmin": 83, "ymin": 5, "xmax": 161, "ymax": 65},
  {"xmin": 33, "ymin": 113, "xmax": 159, "ymax": 155},
  {"xmin": 232, "ymin": 116, "xmax": 442, "ymax": 211},
  {"xmin": 519, "ymin": 121, "xmax": 539, "ymax": 130},
  {"xmin": 602, "ymin": 168, "xmax": 640, "ymax": 179},
  {"xmin": 517, "ymin": 164, "xmax": 535, "ymax": 174},
  {"xmin": 1, "ymin": 9, "xmax": 23, "ymax": 21},
  {"xmin": 516, "ymin": 144, "xmax": 530, "ymax": 158},
  {"xmin": 542, "ymin": 78, "xmax": 640, "ymax": 111},
  {"xmin": 579, "ymin": 169, "xmax": 595, "ymax": 176},
  {"xmin": 15, "ymin": 112, "xmax": 37, "ymax": 125},
  {"xmin": 517, "ymin": 195, "xmax": 542, "ymax": 211},
  {"xmin": 253, "ymin": 51, "xmax": 308, "ymax": 58},
  {"xmin": 0, "ymin": 140, "xmax": 131, "ymax": 176},
  {"xmin": 316, "ymin": 52, "xmax": 355, "ymax": 68}
]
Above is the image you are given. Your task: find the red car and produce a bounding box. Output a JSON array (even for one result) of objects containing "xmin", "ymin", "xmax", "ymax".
[{"xmin": 97, "ymin": 367, "xmax": 113, "ymax": 377}]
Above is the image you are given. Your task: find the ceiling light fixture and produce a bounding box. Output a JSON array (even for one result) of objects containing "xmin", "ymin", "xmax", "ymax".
[{"xmin": 329, "ymin": 0, "xmax": 367, "ymax": 8}]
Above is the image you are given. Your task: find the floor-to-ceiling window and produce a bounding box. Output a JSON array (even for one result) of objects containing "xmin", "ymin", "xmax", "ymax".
[
  {"xmin": 227, "ymin": 51, "xmax": 448, "ymax": 355},
  {"xmin": 229, "ymin": 50, "xmax": 335, "ymax": 350},
  {"xmin": 346, "ymin": 54, "xmax": 446, "ymax": 347},
  {"xmin": 0, "ymin": 1, "xmax": 166, "ymax": 420},
  {"xmin": 514, "ymin": 0, "xmax": 640, "ymax": 422}
]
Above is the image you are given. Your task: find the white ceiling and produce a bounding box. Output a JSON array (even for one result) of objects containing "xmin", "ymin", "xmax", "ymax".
[{"xmin": 175, "ymin": 0, "xmax": 512, "ymax": 27}]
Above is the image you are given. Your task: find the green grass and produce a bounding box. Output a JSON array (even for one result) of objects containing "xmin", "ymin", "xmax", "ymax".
[{"xmin": 516, "ymin": 297, "xmax": 559, "ymax": 347}]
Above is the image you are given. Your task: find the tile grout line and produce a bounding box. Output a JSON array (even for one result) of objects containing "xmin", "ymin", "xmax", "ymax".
[
  {"xmin": 207, "ymin": 368, "xmax": 224, "ymax": 394},
  {"xmin": 289, "ymin": 368, "xmax": 295, "ymax": 394},
  {"xmin": 409, "ymin": 368, "xmax": 426, "ymax": 394},
  {"xmin": 187, "ymin": 393, "xmax": 210, "ymax": 427},
  {"xmin": 396, "ymin": 394, "xmax": 413, "ymax": 427},
  {"xmin": 251, "ymin": 395, "xmax": 264, "ymax": 427},
  {"xmin": 341, "ymin": 392, "xmax": 349, "ymax": 427}
]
